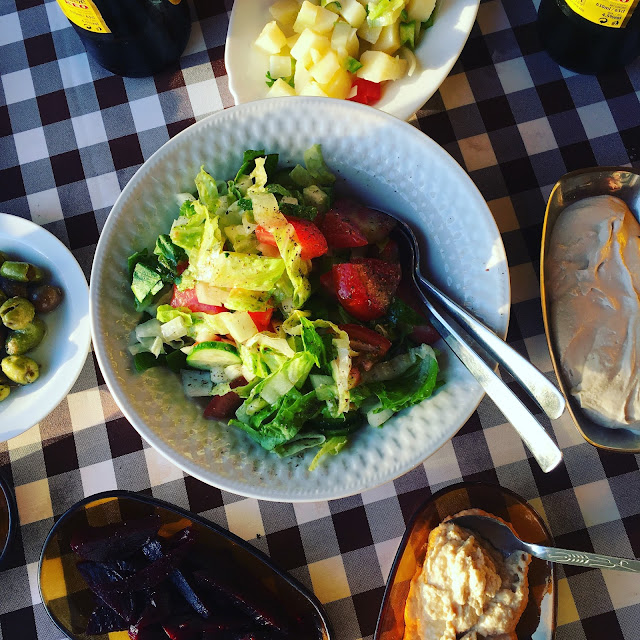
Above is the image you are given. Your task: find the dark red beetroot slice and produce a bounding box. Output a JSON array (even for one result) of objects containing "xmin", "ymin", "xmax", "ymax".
[
  {"xmin": 128, "ymin": 590, "xmax": 172, "ymax": 638},
  {"xmin": 192, "ymin": 570, "xmax": 289, "ymax": 633},
  {"xmin": 71, "ymin": 515, "xmax": 162, "ymax": 562},
  {"xmin": 163, "ymin": 615, "xmax": 251, "ymax": 639},
  {"xmin": 77, "ymin": 560, "xmax": 141, "ymax": 623},
  {"xmin": 86, "ymin": 602, "xmax": 127, "ymax": 635},
  {"xmin": 142, "ymin": 529, "xmax": 213, "ymax": 619}
]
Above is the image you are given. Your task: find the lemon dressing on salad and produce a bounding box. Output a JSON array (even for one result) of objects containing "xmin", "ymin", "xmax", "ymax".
[{"xmin": 127, "ymin": 145, "xmax": 441, "ymax": 468}]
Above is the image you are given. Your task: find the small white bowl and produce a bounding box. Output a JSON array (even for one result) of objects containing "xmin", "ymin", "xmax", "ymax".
[
  {"xmin": 225, "ymin": 0, "xmax": 480, "ymax": 121},
  {"xmin": 0, "ymin": 214, "xmax": 91, "ymax": 442}
]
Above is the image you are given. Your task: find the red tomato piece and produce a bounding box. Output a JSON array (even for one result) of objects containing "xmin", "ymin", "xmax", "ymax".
[
  {"xmin": 319, "ymin": 270, "xmax": 336, "ymax": 297},
  {"xmin": 332, "ymin": 258, "xmax": 401, "ymax": 321},
  {"xmin": 348, "ymin": 78, "xmax": 381, "ymax": 105},
  {"xmin": 255, "ymin": 217, "xmax": 328, "ymax": 260},
  {"xmin": 378, "ymin": 238, "xmax": 399, "ymax": 262},
  {"xmin": 320, "ymin": 211, "xmax": 368, "ymax": 249},
  {"xmin": 347, "ymin": 366, "xmax": 361, "ymax": 389},
  {"xmin": 339, "ymin": 324, "xmax": 392, "ymax": 357},
  {"xmin": 248, "ymin": 308, "xmax": 274, "ymax": 332},
  {"xmin": 410, "ymin": 324, "xmax": 440, "ymax": 345},
  {"xmin": 203, "ymin": 377, "xmax": 247, "ymax": 420},
  {"xmin": 170, "ymin": 286, "xmax": 226, "ymax": 314},
  {"xmin": 330, "ymin": 200, "xmax": 397, "ymax": 244}
]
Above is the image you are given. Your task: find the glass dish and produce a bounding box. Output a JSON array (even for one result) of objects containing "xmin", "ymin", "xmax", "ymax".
[
  {"xmin": 39, "ymin": 490, "xmax": 332, "ymax": 640},
  {"xmin": 540, "ymin": 167, "xmax": 640, "ymax": 452},
  {"xmin": 0, "ymin": 471, "xmax": 17, "ymax": 570},
  {"xmin": 374, "ymin": 481, "xmax": 556, "ymax": 640}
]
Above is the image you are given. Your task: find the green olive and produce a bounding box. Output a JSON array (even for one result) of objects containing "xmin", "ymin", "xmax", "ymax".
[
  {"xmin": 1, "ymin": 356, "xmax": 40, "ymax": 385},
  {"xmin": 0, "ymin": 297, "xmax": 35, "ymax": 330},
  {"xmin": 0, "ymin": 261, "xmax": 45, "ymax": 283},
  {"xmin": 28, "ymin": 285, "xmax": 63, "ymax": 313},
  {"xmin": 0, "ymin": 276, "xmax": 27, "ymax": 299},
  {"xmin": 0, "ymin": 384, "xmax": 9, "ymax": 401},
  {"xmin": 5, "ymin": 317, "xmax": 46, "ymax": 356}
]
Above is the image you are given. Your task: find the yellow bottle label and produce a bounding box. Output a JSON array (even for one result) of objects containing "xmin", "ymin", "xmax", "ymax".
[
  {"xmin": 55, "ymin": 0, "xmax": 111, "ymax": 33},
  {"xmin": 565, "ymin": 0, "xmax": 638, "ymax": 28}
]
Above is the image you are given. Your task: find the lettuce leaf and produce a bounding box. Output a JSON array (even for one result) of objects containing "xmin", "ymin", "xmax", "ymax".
[
  {"xmin": 309, "ymin": 435, "xmax": 348, "ymax": 471},
  {"xmin": 156, "ymin": 305, "xmax": 193, "ymax": 325},
  {"xmin": 367, "ymin": 0, "xmax": 404, "ymax": 26},
  {"xmin": 367, "ymin": 345, "xmax": 438, "ymax": 413},
  {"xmin": 195, "ymin": 165, "xmax": 219, "ymax": 211},
  {"xmin": 303, "ymin": 144, "xmax": 336, "ymax": 185}
]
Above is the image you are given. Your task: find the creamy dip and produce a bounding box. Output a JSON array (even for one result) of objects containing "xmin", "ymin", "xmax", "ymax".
[
  {"xmin": 547, "ymin": 195, "xmax": 640, "ymax": 429},
  {"xmin": 404, "ymin": 509, "xmax": 530, "ymax": 640}
]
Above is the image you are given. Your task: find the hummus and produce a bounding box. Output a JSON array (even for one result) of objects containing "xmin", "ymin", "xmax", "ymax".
[
  {"xmin": 547, "ymin": 195, "xmax": 640, "ymax": 429},
  {"xmin": 404, "ymin": 509, "xmax": 530, "ymax": 640}
]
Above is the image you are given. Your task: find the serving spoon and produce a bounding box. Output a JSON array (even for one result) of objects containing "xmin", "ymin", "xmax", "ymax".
[
  {"xmin": 388, "ymin": 216, "xmax": 563, "ymax": 473},
  {"xmin": 451, "ymin": 515, "xmax": 640, "ymax": 572}
]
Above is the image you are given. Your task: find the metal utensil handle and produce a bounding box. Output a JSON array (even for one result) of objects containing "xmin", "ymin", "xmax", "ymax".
[
  {"xmin": 416, "ymin": 273, "xmax": 565, "ymax": 421},
  {"xmin": 529, "ymin": 545, "xmax": 640, "ymax": 572},
  {"xmin": 423, "ymin": 295, "xmax": 563, "ymax": 473}
]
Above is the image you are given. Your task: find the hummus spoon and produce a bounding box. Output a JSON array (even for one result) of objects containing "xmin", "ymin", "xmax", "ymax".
[{"xmin": 451, "ymin": 514, "xmax": 640, "ymax": 572}]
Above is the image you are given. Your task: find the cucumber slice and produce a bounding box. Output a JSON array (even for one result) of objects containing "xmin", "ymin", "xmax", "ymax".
[{"xmin": 186, "ymin": 341, "xmax": 242, "ymax": 370}]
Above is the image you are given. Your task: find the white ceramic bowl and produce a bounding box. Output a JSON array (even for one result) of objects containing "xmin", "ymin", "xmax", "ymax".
[
  {"xmin": 225, "ymin": 0, "xmax": 480, "ymax": 121},
  {"xmin": 91, "ymin": 98, "xmax": 509, "ymax": 501},
  {"xmin": 0, "ymin": 214, "xmax": 91, "ymax": 442}
]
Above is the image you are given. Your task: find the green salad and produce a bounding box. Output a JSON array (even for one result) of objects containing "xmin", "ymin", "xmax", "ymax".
[{"xmin": 128, "ymin": 145, "xmax": 440, "ymax": 469}]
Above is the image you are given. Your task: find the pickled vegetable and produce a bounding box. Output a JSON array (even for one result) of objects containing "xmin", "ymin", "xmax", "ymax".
[
  {"xmin": 0, "ymin": 297, "xmax": 35, "ymax": 330},
  {"xmin": 0, "ymin": 261, "xmax": 45, "ymax": 283},
  {"xmin": 5, "ymin": 317, "xmax": 46, "ymax": 355},
  {"xmin": 1, "ymin": 355, "xmax": 40, "ymax": 385},
  {"xmin": 28, "ymin": 285, "xmax": 63, "ymax": 313}
]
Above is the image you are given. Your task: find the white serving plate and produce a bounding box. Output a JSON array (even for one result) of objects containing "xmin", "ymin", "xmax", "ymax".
[
  {"xmin": 90, "ymin": 98, "xmax": 509, "ymax": 502},
  {"xmin": 225, "ymin": 0, "xmax": 480, "ymax": 121},
  {"xmin": 0, "ymin": 214, "xmax": 91, "ymax": 442}
]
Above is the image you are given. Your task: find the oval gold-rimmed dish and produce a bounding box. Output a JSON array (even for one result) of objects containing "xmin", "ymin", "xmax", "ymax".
[
  {"xmin": 0, "ymin": 471, "xmax": 17, "ymax": 570},
  {"xmin": 39, "ymin": 490, "xmax": 332, "ymax": 640},
  {"xmin": 374, "ymin": 481, "xmax": 556, "ymax": 640},
  {"xmin": 540, "ymin": 167, "xmax": 640, "ymax": 453}
]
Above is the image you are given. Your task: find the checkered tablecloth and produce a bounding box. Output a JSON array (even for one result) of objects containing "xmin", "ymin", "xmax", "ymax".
[{"xmin": 1, "ymin": 0, "xmax": 640, "ymax": 638}]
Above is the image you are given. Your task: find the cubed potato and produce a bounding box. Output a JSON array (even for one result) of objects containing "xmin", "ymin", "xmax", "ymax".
[
  {"xmin": 255, "ymin": 21, "xmax": 288, "ymax": 54},
  {"xmin": 294, "ymin": 58, "xmax": 313, "ymax": 88},
  {"xmin": 270, "ymin": 55, "xmax": 293, "ymax": 78},
  {"xmin": 321, "ymin": 67, "xmax": 352, "ymax": 99},
  {"xmin": 407, "ymin": 0, "xmax": 436, "ymax": 22},
  {"xmin": 267, "ymin": 78, "xmax": 297, "ymax": 97},
  {"xmin": 299, "ymin": 80, "xmax": 328, "ymax": 96},
  {"xmin": 294, "ymin": 1, "xmax": 337, "ymax": 34},
  {"xmin": 269, "ymin": 0, "xmax": 301, "ymax": 26},
  {"xmin": 286, "ymin": 33, "xmax": 300, "ymax": 48},
  {"xmin": 331, "ymin": 21, "xmax": 359, "ymax": 57},
  {"xmin": 339, "ymin": 0, "xmax": 367, "ymax": 27},
  {"xmin": 310, "ymin": 49, "xmax": 341, "ymax": 84},
  {"xmin": 290, "ymin": 28, "xmax": 331, "ymax": 66},
  {"xmin": 356, "ymin": 50, "xmax": 407, "ymax": 82},
  {"xmin": 357, "ymin": 21, "xmax": 382, "ymax": 44},
  {"xmin": 372, "ymin": 22, "xmax": 401, "ymax": 55},
  {"xmin": 309, "ymin": 47, "xmax": 324, "ymax": 64}
]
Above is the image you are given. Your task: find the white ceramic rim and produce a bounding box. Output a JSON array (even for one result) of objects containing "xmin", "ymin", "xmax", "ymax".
[
  {"xmin": 91, "ymin": 98, "xmax": 509, "ymax": 501},
  {"xmin": 0, "ymin": 214, "xmax": 91, "ymax": 442}
]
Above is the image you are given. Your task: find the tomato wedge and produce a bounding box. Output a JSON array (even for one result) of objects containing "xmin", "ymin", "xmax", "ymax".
[
  {"xmin": 170, "ymin": 286, "xmax": 225, "ymax": 314},
  {"xmin": 410, "ymin": 324, "xmax": 440, "ymax": 345},
  {"xmin": 255, "ymin": 217, "xmax": 328, "ymax": 260},
  {"xmin": 203, "ymin": 377, "xmax": 247, "ymax": 420},
  {"xmin": 320, "ymin": 211, "xmax": 368, "ymax": 249},
  {"xmin": 330, "ymin": 200, "xmax": 397, "ymax": 244},
  {"xmin": 248, "ymin": 308, "xmax": 274, "ymax": 332},
  {"xmin": 332, "ymin": 258, "xmax": 401, "ymax": 321},
  {"xmin": 339, "ymin": 324, "xmax": 392, "ymax": 356},
  {"xmin": 348, "ymin": 78, "xmax": 381, "ymax": 105}
]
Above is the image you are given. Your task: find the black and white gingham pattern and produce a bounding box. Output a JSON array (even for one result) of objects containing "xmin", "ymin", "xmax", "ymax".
[{"xmin": 1, "ymin": 1, "xmax": 640, "ymax": 638}]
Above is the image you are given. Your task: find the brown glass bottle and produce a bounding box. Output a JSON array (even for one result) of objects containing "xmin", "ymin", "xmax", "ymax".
[
  {"xmin": 537, "ymin": 0, "xmax": 640, "ymax": 74},
  {"xmin": 55, "ymin": 0, "xmax": 191, "ymax": 77}
]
